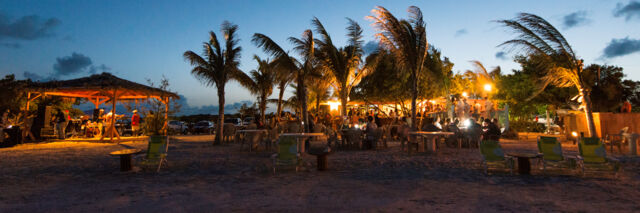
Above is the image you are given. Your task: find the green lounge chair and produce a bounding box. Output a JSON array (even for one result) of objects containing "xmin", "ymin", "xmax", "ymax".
[
  {"xmin": 271, "ymin": 135, "xmax": 301, "ymax": 174},
  {"xmin": 139, "ymin": 135, "xmax": 169, "ymax": 172},
  {"xmin": 479, "ymin": 140, "xmax": 514, "ymax": 174},
  {"xmin": 577, "ymin": 137, "xmax": 621, "ymax": 177},
  {"xmin": 537, "ymin": 136, "xmax": 576, "ymax": 175}
]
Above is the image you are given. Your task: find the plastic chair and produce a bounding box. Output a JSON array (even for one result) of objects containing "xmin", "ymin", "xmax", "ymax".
[
  {"xmin": 139, "ymin": 136, "xmax": 169, "ymax": 172},
  {"xmin": 577, "ymin": 137, "xmax": 621, "ymax": 177},
  {"xmin": 479, "ymin": 140, "xmax": 514, "ymax": 174},
  {"xmin": 271, "ymin": 135, "xmax": 302, "ymax": 174},
  {"xmin": 536, "ymin": 136, "xmax": 576, "ymax": 175}
]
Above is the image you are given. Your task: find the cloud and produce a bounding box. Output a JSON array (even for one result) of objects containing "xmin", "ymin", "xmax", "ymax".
[
  {"xmin": 53, "ymin": 52, "xmax": 93, "ymax": 76},
  {"xmin": 614, "ymin": 1, "xmax": 640, "ymax": 21},
  {"xmin": 0, "ymin": 42, "xmax": 20, "ymax": 48},
  {"xmin": 175, "ymin": 95, "xmax": 254, "ymax": 116},
  {"xmin": 495, "ymin": 51, "xmax": 508, "ymax": 60},
  {"xmin": 602, "ymin": 37, "xmax": 640, "ymax": 58},
  {"xmin": 562, "ymin": 11, "xmax": 590, "ymax": 29},
  {"xmin": 362, "ymin": 41, "xmax": 379, "ymax": 55},
  {"xmin": 454, "ymin": 29, "xmax": 467, "ymax": 37},
  {"xmin": 23, "ymin": 71, "xmax": 54, "ymax": 82},
  {"xmin": 0, "ymin": 12, "xmax": 60, "ymax": 41}
]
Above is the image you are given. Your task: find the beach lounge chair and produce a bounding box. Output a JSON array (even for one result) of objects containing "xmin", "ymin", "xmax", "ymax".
[
  {"xmin": 577, "ymin": 137, "xmax": 621, "ymax": 177},
  {"xmin": 536, "ymin": 136, "xmax": 576, "ymax": 175},
  {"xmin": 271, "ymin": 135, "xmax": 302, "ymax": 174},
  {"xmin": 139, "ymin": 136, "xmax": 169, "ymax": 172},
  {"xmin": 479, "ymin": 140, "xmax": 514, "ymax": 174}
]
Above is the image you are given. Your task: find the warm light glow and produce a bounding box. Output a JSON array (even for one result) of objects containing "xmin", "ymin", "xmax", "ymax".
[
  {"xmin": 571, "ymin": 131, "xmax": 578, "ymax": 137},
  {"xmin": 462, "ymin": 92, "xmax": 469, "ymax": 98},
  {"xmin": 354, "ymin": 124, "xmax": 359, "ymax": 129},
  {"xmin": 328, "ymin": 101, "xmax": 340, "ymax": 111},
  {"xmin": 429, "ymin": 100, "xmax": 436, "ymax": 104},
  {"xmin": 464, "ymin": 119, "xmax": 472, "ymax": 127},
  {"xmin": 484, "ymin": 84, "xmax": 492, "ymax": 92}
]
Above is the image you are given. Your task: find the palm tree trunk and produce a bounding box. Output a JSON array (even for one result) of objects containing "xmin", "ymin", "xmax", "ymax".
[
  {"xmin": 340, "ymin": 87, "xmax": 348, "ymax": 117},
  {"xmin": 411, "ymin": 71, "xmax": 418, "ymax": 130},
  {"xmin": 315, "ymin": 94, "xmax": 321, "ymax": 114},
  {"xmin": 299, "ymin": 74, "xmax": 309, "ymax": 133},
  {"xmin": 581, "ymin": 89, "xmax": 597, "ymax": 137},
  {"xmin": 215, "ymin": 85, "xmax": 225, "ymax": 145},
  {"xmin": 276, "ymin": 82, "xmax": 285, "ymax": 121},
  {"xmin": 260, "ymin": 95, "xmax": 267, "ymax": 126}
]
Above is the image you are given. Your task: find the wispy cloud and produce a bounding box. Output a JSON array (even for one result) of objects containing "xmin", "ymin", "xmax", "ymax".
[
  {"xmin": 614, "ymin": 1, "xmax": 640, "ymax": 21},
  {"xmin": 454, "ymin": 29, "xmax": 467, "ymax": 37},
  {"xmin": 495, "ymin": 51, "xmax": 508, "ymax": 60},
  {"xmin": 0, "ymin": 42, "xmax": 21, "ymax": 48},
  {"xmin": 562, "ymin": 11, "xmax": 590, "ymax": 29},
  {"xmin": 602, "ymin": 37, "xmax": 640, "ymax": 58},
  {"xmin": 0, "ymin": 12, "xmax": 60, "ymax": 41}
]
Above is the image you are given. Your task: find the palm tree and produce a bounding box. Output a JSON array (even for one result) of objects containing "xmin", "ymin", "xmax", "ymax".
[
  {"xmin": 252, "ymin": 29, "xmax": 316, "ymax": 132},
  {"xmin": 466, "ymin": 61, "xmax": 500, "ymax": 97},
  {"xmin": 497, "ymin": 13, "xmax": 596, "ymax": 136},
  {"xmin": 183, "ymin": 21, "xmax": 243, "ymax": 145},
  {"xmin": 368, "ymin": 6, "xmax": 429, "ymax": 129},
  {"xmin": 307, "ymin": 71, "xmax": 332, "ymax": 113},
  {"xmin": 234, "ymin": 55, "xmax": 277, "ymax": 125},
  {"xmin": 273, "ymin": 58, "xmax": 295, "ymax": 120},
  {"xmin": 313, "ymin": 17, "xmax": 374, "ymax": 116}
]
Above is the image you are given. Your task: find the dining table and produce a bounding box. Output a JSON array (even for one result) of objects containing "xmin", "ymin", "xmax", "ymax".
[{"xmin": 409, "ymin": 131, "xmax": 455, "ymax": 153}]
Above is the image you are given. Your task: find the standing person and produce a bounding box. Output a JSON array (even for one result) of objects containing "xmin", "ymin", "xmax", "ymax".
[
  {"xmin": 131, "ymin": 110, "xmax": 140, "ymax": 137},
  {"xmin": 55, "ymin": 109, "xmax": 69, "ymax": 139},
  {"xmin": 484, "ymin": 97, "xmax": 494, "ymax": 119},
  {"xmin": 622, "ymin": 100, "xmax": 632, "ymax": 113}
]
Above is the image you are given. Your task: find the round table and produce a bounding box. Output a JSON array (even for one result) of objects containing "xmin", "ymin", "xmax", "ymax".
[
  {"xmin": 506, "ymin": 152, "xmax": 541, "ymax": 175},
  {"xmin": 109, "ymin": 149, "xmax": 143, "ymax": 171}
]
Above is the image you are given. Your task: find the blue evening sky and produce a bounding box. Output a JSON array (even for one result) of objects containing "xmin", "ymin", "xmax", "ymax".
[{"xmin": 1, "ymin": 0, "xmax": 639, "ymax": 110}]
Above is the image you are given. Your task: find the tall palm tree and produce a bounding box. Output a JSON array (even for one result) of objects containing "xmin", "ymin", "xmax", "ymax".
[
  {"xmin": 252, "ymin": 29, "xmax": 316, "ymax": 132},
  {"xmin": 497, "ymin": 13, "xmax": 596, "ymax": 136},
  {"xmin": 368, "ymin": 6, "xmax": 429, "ymax": 129},
  {"xmin": 307, "ymin": 70, "xmax": 332, "ymax": 113},
  {"xmin": 252, "ymin": 34, "xmax": 299, "ymax": 122},
  {"xmin": 313, "ymin": 17, "xmax": 374, "ymax": 116},
  {"xmin": 234, "ymin": 55, "xmax": 277, "ymax": 125},
  {"xmin": 183, "ymin": 21, "xmax": 243, "ymax": 145}
]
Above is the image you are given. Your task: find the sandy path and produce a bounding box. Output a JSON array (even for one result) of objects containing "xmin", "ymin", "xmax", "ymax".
[{"xmin": 0, "ymin": 135, "xmax": 639, "ymax": 212}]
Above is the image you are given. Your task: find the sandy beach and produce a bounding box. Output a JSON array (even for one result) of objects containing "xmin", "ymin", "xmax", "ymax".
[{"xmin": 1, "ymin": 135, "xmax": 639, "ymax": 212}]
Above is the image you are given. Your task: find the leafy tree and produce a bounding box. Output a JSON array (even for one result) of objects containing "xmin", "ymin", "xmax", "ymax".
[
  {"xmin": 234, "ymin": 55, "xmax": 277, "ymax": 124},
  {"xmin": 183, "ymin": 21, "xmax": 243, "ymax": 145},
  {"xmin": 498, "ymin": 13, "xmax": 597, "ymax": 136},
  {"xmin": 253, "ymin": 29, "xmax": 316, "ymax": 132},
  {"xmin": 313, "ymin": 17, "xmax": 373, "ymax": 116},
  {"xmin": 368, "ymin": 6, "xmax": 431, "ymax": 129}
]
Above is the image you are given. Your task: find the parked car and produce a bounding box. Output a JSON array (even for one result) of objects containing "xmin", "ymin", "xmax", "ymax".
[
  {"xmin": 224, "ymin": 118, "xmax": 242, "ymax": 126},
  {"xmin": 242, "ymin": 117, "xmax": 254, "ymax": 126},
  {"xmin": 168, "ymin": 120, "xmax": 187, "ymax": 135},
  {"xmin": 193, "ymin": 120, "xmax": 215, "ymax": 134}
]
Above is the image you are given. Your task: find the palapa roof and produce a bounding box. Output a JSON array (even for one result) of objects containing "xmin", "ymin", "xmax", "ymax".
[{"xmin": 27, "ymin": 72, "xmax": 179, "ymax": 100}]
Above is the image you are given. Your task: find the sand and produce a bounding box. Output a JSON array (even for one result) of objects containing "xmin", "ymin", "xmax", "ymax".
[{"xmin": 1, "ymin": 135, "xmax": 639, "ymax": 212}]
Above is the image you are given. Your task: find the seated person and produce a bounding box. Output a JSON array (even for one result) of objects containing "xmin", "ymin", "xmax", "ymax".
[
  {"xmin": 482, "ymin": 118, "xmax": 501, "ymax": 140},
  {"xmin": 421, "ymin": 117, "xmax": 442, "ymax": 132},
  {"xmin": 364, "ymin": 116, "xmax": 378, "ymax": 149}
]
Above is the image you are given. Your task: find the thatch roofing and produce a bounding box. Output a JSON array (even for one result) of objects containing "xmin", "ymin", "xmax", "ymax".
[{"xmin": 27, "ymin": 72, "xmax": 179, "ymax": 100}]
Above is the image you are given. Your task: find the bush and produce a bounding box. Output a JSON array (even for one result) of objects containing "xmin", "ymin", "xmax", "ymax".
[{"xmin": 510, "ymin": 120, "xmax": 545, "ymax": 133}]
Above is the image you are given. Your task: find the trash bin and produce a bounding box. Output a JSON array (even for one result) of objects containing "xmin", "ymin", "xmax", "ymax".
[{"xmin": 1, "ymin": 126, "xmax": 22, "ymax": 148}]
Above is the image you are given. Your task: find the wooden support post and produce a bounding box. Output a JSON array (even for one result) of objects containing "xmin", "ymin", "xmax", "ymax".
[{"xmin": 163, "ymin": 97, "xmax": 169, "ymax": 136}]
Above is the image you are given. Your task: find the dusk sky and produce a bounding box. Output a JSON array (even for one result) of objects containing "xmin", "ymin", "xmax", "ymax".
[{"xmin": 2, "ymin": 0, "xmax": 639, "ymax": 112}]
